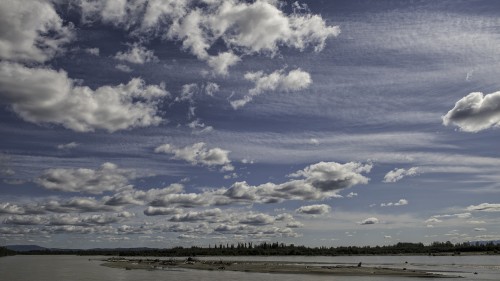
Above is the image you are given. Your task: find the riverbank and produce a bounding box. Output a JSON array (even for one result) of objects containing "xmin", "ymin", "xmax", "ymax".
[{"xmin": 101, "ymin": 257, "xmax": 462, "ymax": 277}]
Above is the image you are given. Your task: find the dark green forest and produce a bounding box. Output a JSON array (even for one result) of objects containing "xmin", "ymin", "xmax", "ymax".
[{"xmin": 15, "ymin": 241, "xmax": 500, "ymax": 256}]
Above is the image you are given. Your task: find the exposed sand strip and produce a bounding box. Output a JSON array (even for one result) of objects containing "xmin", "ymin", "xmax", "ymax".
[{"xmin": 101, "ymin": 258, "xmax": 462, "ymax": 278}]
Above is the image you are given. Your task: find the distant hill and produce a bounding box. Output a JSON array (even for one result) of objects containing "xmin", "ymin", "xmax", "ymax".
[
  {"xmin": 5, "ymin": 245, "xmax": 48, "ymax": 252},
  {"xmin": 5, "ymin": 245, "xmax": 155, "ymax": 253}
]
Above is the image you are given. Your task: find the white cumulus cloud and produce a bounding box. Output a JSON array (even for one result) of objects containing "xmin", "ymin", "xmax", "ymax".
[
  {"xmin": 0, "ymin": 203, "xmax": 26, "ymax": 215},
  {"xmin": 114, "ymin": 43, "xmax": 158, "ymax": 64},
  {"xmin": 0, "ymin": 62, "xmax": 168, "ymax": 132},
  {"xmin": 360, "ymin": 217, "xmax": 379, "ymax": 225},
  {"xmin": 79, "ymin": 0, "xmax": 339, "ymax": 75},
  {"xmin": 85, "ymin": 48, "xmax": 100, "ymax": 56},
  {"xmin": 169, "ymin": 208, "xmax": 222, "ymax": 222},
  {"xmin": 206, "ymin": 51, "xmax": 241, "ymax": 76},
  {"xmin": 238, "ymin": 213, "xmax": 275, "ymax": 225},
  {"xmin": 104, "ymin": 184, "xmax": 185, "ymax": 206},
  {"xmin": 155, "ymin": 142, "xmax": 233, "ymax": 171},
  {"xmin": 143, "ymin": 206, "xmax": 182, "ymax": 216},
  {"xmin": 36, "ymin": 162, "xmax": 134, "ymax": 194},
  {"xmin": 295, "ymin": 204, "xmax": 330, "ymax": 215},
  {"xmin": 0, "ymin": 0, "xmax": 74, "ymax": 62},
  {"xmin": 115, "ymin": 64, "xmax": 133, "ymax": 72},
  {"xmin": 381, "ymin": 199, "xmax": 408, "ymax": 207},
  {"xmin": 288, "ymin": 161, "xmax": 372, "ymax": 192},
  {"xmin": 44, "ymin": 197, "xmax": 117, "ymax": 213},
  {"xmin": 443, "ymin": 91, "xmax": 500, "ymax": 132},
  {"xmin": 224, "ymin": 161, "xmax": 371, "ymax": 202},
  {"xmin": 205, "ymin": 0, "xmax": 340, "ymax": 54},
  {"xmin": 346, "ymin": 192, "xmax": 358, "ymax": 198}
]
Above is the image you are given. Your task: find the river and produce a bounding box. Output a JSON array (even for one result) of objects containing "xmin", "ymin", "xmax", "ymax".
[{"xmin": 1, "ymin": 255, "xmax": 499, "ymax": 281}]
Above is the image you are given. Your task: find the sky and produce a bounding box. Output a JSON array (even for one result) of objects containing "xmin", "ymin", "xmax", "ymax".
[{"xmin": 1, "ymin": 0, "xmax": 500, "ymax": 249}]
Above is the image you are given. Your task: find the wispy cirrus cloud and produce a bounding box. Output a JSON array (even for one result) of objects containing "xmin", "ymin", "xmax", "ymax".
[
  {"xmin": 57, "ymin": 142, "xmax": 79, "ymax": 150},
  {"xmin": 231, "ymin": 68, "xmax": 312, "ymax": 109},
  {"xmin": 466, "ymin": 203, "xmax": 500, "ymax": 212},
  {"xmin": 383, "ymin": 167, "xmax": 419, "ymax": 183},
  {"xmin": 424, "ymin": 212, "xmax": 472, "ymax": 225}
]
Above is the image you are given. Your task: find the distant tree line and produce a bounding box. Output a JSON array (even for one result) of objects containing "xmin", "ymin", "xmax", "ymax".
[
  {"xmin": 0, "ymin": 247, "xmax": 16, "ymax": 257},
  {"xmin": 17, "ymin": 241, "xmax": 500, "ymax": 256}
]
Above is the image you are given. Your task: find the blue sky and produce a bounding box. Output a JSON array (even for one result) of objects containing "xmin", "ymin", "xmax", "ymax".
[{"xmin": 1, "ymin": 0, "xmax": 500, "ymax": 249}]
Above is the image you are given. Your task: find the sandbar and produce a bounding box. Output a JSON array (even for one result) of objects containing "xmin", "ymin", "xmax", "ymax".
[{"xmin": 101, "ymin": 257, "xmax": 462, "ymax": 278}]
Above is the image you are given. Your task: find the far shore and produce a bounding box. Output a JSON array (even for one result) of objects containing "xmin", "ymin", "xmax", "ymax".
[{"xmin": 101, "ymin": 257, "xmax": 462, "ymax": 278}]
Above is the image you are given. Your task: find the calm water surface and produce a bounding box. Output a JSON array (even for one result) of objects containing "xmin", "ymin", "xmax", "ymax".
[{"xmin": 0, "ymin": 255, "xmax": 499, "ymax": 281}]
